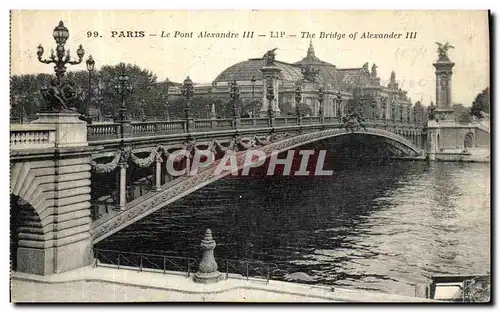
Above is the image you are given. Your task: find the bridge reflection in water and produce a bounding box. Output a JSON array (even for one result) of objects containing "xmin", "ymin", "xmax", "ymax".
[{"xmin": 96, "ymin": 160, "xmax": 490, "ymax": 297}]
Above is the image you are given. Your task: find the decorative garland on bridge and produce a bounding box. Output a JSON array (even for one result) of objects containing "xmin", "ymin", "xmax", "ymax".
[
  {"xmin": 130, "ymin": 147, "xmax": 159, "ymax": 168},
  {"xmin": 89, "ymin": 133, "xmax": 295, "ymax": 174},
  {"xmin": 90, "ymin": 151, "xmax": 121, "ymax": 173}
]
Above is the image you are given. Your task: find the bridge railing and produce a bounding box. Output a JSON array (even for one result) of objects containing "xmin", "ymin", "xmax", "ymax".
[
  {"xmin": 10, "ymin": 124, "xmax": 57, "ymax": 151},
  {"xmin": 94, "ymin": 249, "xmax": 198, "ymax": 277},
  {"xmin": 239, "ymin": 118, "xmax": 255, "ymax": 128},
  {"xmin": 193, "ymin": 119, "xmax": 213, "ymax": 131},
  {"xmin": 323, "ymin": 116, "xmax": 341, "ymax": 123},
  {"xmin": 93, "ymin": 249, "xmax": 279, "ymax": 283},
  {"xmin": 154, "ymin": 120, "xmax": 186, "ymax": 133},
  {"xmin": 254, "ymin": 117, "xmax": 269, "ymax": 127},
  {"xmin": 87, "ymin": 122, "xmax": 121, "ymax": 139},
  {"xmin": 219, "ymin": 258, "xmax": 279, "ymax": 284},
  {"xmin": 83, "ymin": 115, "xmax": 422, "ymax": 141}
]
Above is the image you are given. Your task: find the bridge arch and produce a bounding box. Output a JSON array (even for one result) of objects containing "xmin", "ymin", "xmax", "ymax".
[
  {"xmin": 10, "ymin": 162, "xmax": 56, "ymax": 239},
  {"xmin": 10, "ymin": 158, "xmax": 94, "ymax": 275},
  {"xmin": 92, "ymin": 127, "xmax": 423, "ymax": 243},
  {"xmin": 10, "ymin": 194, "xmax": 47, "ymax": 272}
]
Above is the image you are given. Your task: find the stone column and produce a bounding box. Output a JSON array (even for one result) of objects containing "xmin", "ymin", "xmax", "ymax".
[
  {"xmin": 12, "ymin": 112, "xmax": 98, "ymax": 275},
  {"xmin": 426, "ymin": 46, "xmax": 456, "ymax": 159},
  {"xmin": 116, "ymin": 163, "xmax": 127, "ymax": 210},
  {"xmin": 185, "ymin": 154, "xmax": 191, "ymax": 176},
  {"xmin": 433, "ymin": 54, "xmax": 455, "ymax": 121},
  {"xmin": 193, "ymin": 229, "xmax": 223, "ymax": 284}
]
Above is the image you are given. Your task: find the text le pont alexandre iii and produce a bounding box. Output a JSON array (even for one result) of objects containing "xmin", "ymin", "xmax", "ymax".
[{"xmin": 103, "ymin": 30, "xmax": 416, "ymax": 40}]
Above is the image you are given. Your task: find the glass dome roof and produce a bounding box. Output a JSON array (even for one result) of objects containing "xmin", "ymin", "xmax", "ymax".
[{"xmin": 214, "ymin": 59, "xmax": 303, "ymax": 83}]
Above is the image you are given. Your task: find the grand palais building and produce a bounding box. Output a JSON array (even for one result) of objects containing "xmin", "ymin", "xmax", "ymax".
[{"xmin": 169, "ymin": 41, "xmax": 413, "ymax": 120}]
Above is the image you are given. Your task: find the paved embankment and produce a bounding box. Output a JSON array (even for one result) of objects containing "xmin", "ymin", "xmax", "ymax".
[{"xmin": 11, "ymin": 266, "xmax": 435, "ymax": 302}]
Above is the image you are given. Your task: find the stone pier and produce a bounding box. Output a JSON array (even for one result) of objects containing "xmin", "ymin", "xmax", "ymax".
[
  {"xmin": 426, "ymin": 43, "xmax": 490, "ymax": 162},
  {"xmin": 10, "ymin": 112, "xmax": 99, "ymax": 275}
]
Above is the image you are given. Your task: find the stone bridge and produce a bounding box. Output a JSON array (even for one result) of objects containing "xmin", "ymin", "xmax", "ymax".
[{"xmin": 10, "ymin": 113, "xmax": 425, "ymax": 275}]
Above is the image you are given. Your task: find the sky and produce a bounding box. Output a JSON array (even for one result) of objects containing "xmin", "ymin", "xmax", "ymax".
[{"xmin": 10, "ymin": 10, "xmax": 489, "ymax": 106}]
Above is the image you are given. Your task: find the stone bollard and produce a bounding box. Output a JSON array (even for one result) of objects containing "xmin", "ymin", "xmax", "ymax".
[{"xmin": 193, "ymin": 229, "xmax": 224, "ymax": 284}]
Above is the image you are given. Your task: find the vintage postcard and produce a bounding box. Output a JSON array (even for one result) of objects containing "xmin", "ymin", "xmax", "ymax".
[{"xmin": 9, "ymin": 10, "xmax": 490, "ymax": 303}]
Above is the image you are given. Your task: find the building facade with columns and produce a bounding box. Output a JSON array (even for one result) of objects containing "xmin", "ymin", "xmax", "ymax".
[{"xmin": 169, "ymin": 42, "xmax": 414, "ymax": 120}]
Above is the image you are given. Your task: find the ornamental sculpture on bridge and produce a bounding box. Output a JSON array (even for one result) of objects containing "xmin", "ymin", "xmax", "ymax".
[
  {"xmin": 40, "ymin": 77, "xmax": 79, "ymax": 112},
  {"xmin": 390, "ymin": 71, "xmax": 396, "ymax": 84},
  {"xmin": 341, "ymin": 111, "xmax": 367, "ymax": 132},
  {"xmin": 435, "ymin": 42, "xmax": 455, "ymax": 62},
  {"xmin": 263, "ymin": 48, "xmax": 278, "ymax": 65},
  {"xmin": 362, "ymin": 62, "xmax": 369, "ymax": 73},
  {"xmin": 37, "ymin": 21, "xmax": 86, "ymax": 112},
  {"xmin": 371, "ymin": 63, "xmax": 378, "ymax": 77}
]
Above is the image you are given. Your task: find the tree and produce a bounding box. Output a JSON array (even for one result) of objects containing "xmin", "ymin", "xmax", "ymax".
[
  {"xmin": 10, "ymin": 74, "xmax": 52, "ymax": 117},
  {"xmin": 10, "ymin": 63, "xmax": 160, "ymax": 120},
  {"xmin": 458, "ymin": 109, "xmax": 472, "ymax": 123},
  {"xmin": 470, "ymin": 87, "xmax": 490, "ymax": 118},
  {"xmin": 453, "ymin": 103, "xmax": 472, "ymax": 123}
]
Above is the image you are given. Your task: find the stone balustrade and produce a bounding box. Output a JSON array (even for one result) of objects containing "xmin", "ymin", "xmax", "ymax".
[{"xmin": 84, "ymin": 116, "xmax": 423, "ymax": 142}]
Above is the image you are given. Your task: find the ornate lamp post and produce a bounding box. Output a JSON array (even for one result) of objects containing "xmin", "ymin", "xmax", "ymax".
[
  {"xmin": 251, "ymin": 76, "xmax": 256, "ymax": 117},
  {"xmin": 391, "ymin": 100, "xmax": 396, "ymax": 121},
  {"xmin": 21, "ymin": 103, "xmax": 28, "ymax": 123},
  {"xmin": 162, "ymin": 93, "xmax": 170, "ymax": 121},
  {"xmin": 207, "ymin": 87, "xmax": 212, "ymax": 118},
  {"xmin": 399, "ymin": 103, "xmax": 404, "ymax": 122},
  {"xmin": 85, "ymin": 55, "xmax": 95, "ymax": 123},
  {"xmin": 96, "ymin": 96, "xmax": 103, "ymax": 122},
  {"xmin": 211, "ymin": 81, "xmax": 217, "ymax": 119},
  {"xmin": 381, "ymin": 99, "xmax": 387, "ymax": 121},
  {"xmin": 164, "ymin": 78, "xmax": 171, "ymax": 120},
  {"xmin": 336, "ymin": 91, "xmax": 342, "ymax": 117},
  {"xmin": 318, "ymin": 87, "xmax": 324, "ymax": 121},
  {"xmin": 229, "ymin": 80, "xmax": 240, "ymax": 128},
  {"xmin": 140, "ymin": 99, "xmax": 147, "ymax": 122},
  {"xmin": 266, "ymin": 78, "xmax": 275, "ymax": 122},
  {"xmin": 371, "ymin": 98, "xmax": 377, "ymax": 120},
  {"xmin": 294, "ymin": 82, "xmax": 302, "ymax": 120},
  {"xmin": 36, "ymin": 21, "xmax": 85, "ymax": 113},
  {"xmin": 181, "ymin": 76, "xmax": 195, "ymax": 133},
  {"xmin": 94, "ymin": 79, "xmax": 104, "ymax": 122},
  {"xmin": 114, "ymin": 66, "xmax": 133, "ymax": 138}
]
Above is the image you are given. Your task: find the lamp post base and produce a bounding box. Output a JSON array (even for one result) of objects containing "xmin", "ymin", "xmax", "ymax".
[{"xmin": 193, "ymin": 271, "xmax": 224, "ymax": 284}]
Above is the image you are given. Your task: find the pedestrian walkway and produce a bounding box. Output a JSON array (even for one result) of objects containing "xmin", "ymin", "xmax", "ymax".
[{"xmin": 11, "ymin": 265, "xmax": 435, "ymax": 302}]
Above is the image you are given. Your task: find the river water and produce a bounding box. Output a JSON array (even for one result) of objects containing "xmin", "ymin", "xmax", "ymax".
[{"xmin": 98, "ymin": 161, "xmax": 491, "ymax": 297}]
